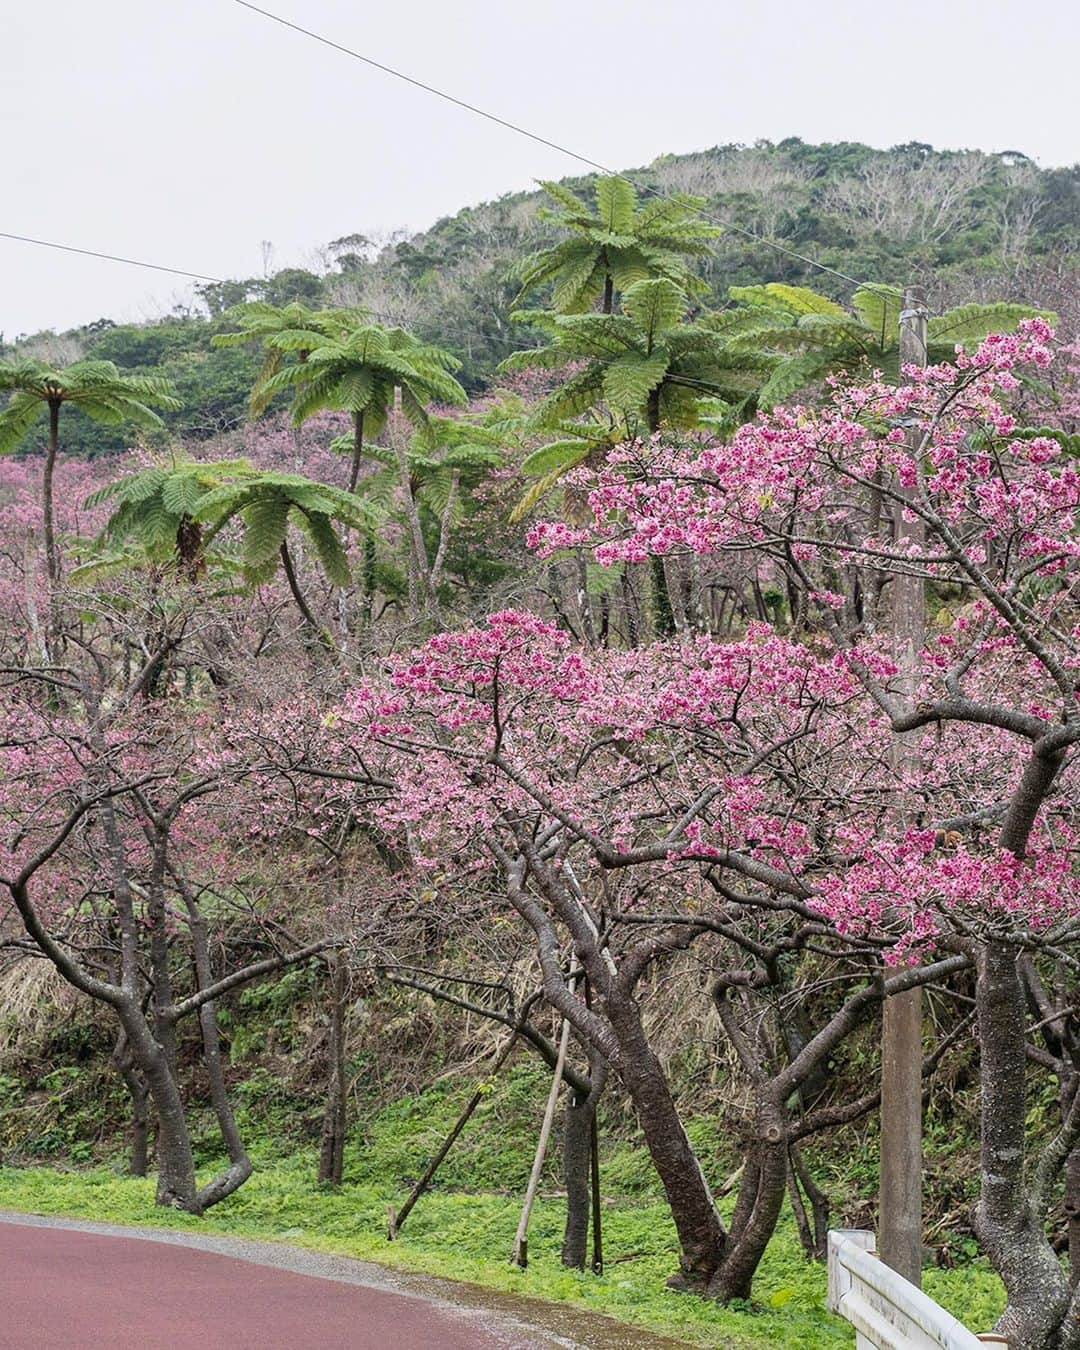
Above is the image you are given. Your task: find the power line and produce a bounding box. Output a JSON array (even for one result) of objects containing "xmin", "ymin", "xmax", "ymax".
[
  {"xmin": 232, "ymin": 1, "xmax": 611, "ymax": 177},
  {"xmin": 0, "ymin": 231, "xmax": 224, "ymax": 285},
  {"xmin": 0, "ymin": 12, "xmax": 886, "ymax": 305},
  {"xmin": 232, "ymin": 0, "xmax": 885, "ymax": 297}
]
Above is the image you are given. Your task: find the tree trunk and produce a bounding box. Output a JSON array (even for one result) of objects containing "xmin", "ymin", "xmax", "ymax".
[
  {"xmin": 186, "ymin": 900, "xmax": 253, "ymax": 1210},
  {"xmin": 1068, "ymin": 1148, "xmax": 1080, "ymax": 1288},
  {"xmin": 975, "ymin": 941, "xmax": 1069, "ymax": 1349},
  {"xmin": 117, "ymin": 1004, "xmax": 201, "ymax": 1212},
  {"xmin": 651, "ymin": 555, "xmax": 676, "ymax": 637},
  {"xmin": 348, "ymin": 410, "xmax": 365, "ymax": 493},
  {"xmin": 606, "ymin": 996, "xmax": 725, "ymax": 1290},
  {"xmin": 361, "ymin": 534, "xmax": 377, "ymax": 628},
  {"xmin": 561, "ymin": 1088, "xmax": 593, "ymax": 1269},
  {"xmin": 708, "ymin": 1096, "xmax": 788, "ymax": 1301},
  {"xmin": 318, "ymin": 954, "xmax": 348, "ymax": 1187},
  {"xmin": 43, "ymin": 401, "xmax": 60, "ymax": 587},
  {"xmin": 643, "ymin": 390, "xmax": 676, "ymax": 637},
  {"xmin": 279, "ymin": 540, "xmax": 333, "ymax": 650},
  {"xmin": 111, "ymin": 1031, "xmax": 150, "ymax": 1178}
]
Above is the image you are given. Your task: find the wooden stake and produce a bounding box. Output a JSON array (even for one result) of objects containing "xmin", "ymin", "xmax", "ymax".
[
  {"xmin": 388, "ymin": 1022, "xmax": 521, "ymax": 1240},
  {"xmin": 510, "ymin": 1014, "xmax": 572, "ymax": 1267}
]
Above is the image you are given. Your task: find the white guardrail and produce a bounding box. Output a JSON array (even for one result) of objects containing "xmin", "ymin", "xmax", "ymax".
[{"xmin": 826, "ymin": 1230, "xmax": 1005, "ymax": 1349}]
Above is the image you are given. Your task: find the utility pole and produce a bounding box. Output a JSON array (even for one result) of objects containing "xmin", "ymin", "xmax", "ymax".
[{"xmin": 879, "ymin": 285, "xmax": 928, "ymax": 1286}]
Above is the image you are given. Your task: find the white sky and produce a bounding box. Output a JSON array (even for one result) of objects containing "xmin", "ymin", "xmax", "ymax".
[{"xmin": 3, "ymin": 0, "xmax": 1077, "ymax": 339}]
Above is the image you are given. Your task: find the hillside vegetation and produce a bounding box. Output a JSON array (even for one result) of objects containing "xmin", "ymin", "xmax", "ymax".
[{"xmin": 5, "ymin": 139, "xmax": 1078, "ymax": 456}]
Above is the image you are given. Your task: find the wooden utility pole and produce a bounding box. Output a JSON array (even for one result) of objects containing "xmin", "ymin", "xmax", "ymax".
[{"xmin": 879, "ymin": 285, "xmax": 928, "ymax": 1287}]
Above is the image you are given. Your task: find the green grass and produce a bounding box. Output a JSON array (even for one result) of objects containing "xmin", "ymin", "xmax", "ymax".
[{"xmin": 0, "ymin": 1155, "xmax": 1005, "ymax": 1350}]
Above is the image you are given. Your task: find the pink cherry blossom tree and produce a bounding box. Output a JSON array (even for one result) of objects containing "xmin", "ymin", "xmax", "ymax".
[
  {"xmin": 258, "ymin": 611, "xmax": 968, "ymax": 1299},
  {"xmin": 528, "ymin": 321, "xmax": 1080, "ymax": 1344}
]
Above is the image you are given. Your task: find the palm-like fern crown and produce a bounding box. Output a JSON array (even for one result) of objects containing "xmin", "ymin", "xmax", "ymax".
[
  {"xmin": 725, "ymin": 282, "xmax": 1056, "ymax": 404},
  {"xmin": 501, "ymin": 277, "xmax": 779, "ymax": 519},
  {"xmin": 0, "ymin": 358, "xmax": 181, "ymax": 453},
  {"xmin": 337, "ymin": 409, "xmax": 509, "ymax": 522},
  {"xmin": 84, "ymin": 457, "xmax": 379, "ymax": 586},
  {"xmin": 513, "ymin": 176, "xmax": 720, "ymax": 314},
  {"xmin": 257, "ymin": 320, "xmax": 467, "ymax": 444},
  {"xmin": 211, "ymin": 302, "xmax": 370, "ymax": 416},
  {"xmin": 503, "ymin": 277, "xmax": 775, "ymax": 436}
]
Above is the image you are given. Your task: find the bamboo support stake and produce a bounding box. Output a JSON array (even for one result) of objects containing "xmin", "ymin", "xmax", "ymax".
[{"xmin": 510, "ymin": 1013, "xmax": 572, "ymax": 1267}]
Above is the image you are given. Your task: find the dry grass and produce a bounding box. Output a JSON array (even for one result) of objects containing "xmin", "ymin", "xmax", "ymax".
[{"xmin": 0, "ymin": 956, "xmax": 79, "ymax": 1052}]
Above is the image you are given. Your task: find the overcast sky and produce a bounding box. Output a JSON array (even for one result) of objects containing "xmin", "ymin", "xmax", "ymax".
[{"xmin": 3, "ymin": 0, "xmax": 1077, "ymax": 339}]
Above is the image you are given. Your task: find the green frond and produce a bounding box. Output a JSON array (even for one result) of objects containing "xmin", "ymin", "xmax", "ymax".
[
  {"xmin": 531, "ymin": 362, "xmax": 608, "ymax": 424},
  {"xmin": 756, "ymin": 352, "xmax": 837, "ymax": 408},
  {"xmin": 0, "ymin": 359, "xmax": 52, "ymax": 394},
  {"xmin": 551, "ymin": 252, "xmax": 605, "ymax": 314},
  {"xmin": 68, "ymin": 549, "xmax": 156, "ymax": 583},
  {"xmin": 336, "ymin": 366, "xmax": 375, "ymax": 412},
  {"xmin": 511, "ymin": 238, "xmax": 584, "ymax": 284},
  {"xmin": 603, "ymin": 352, "xmax": 670, "ymax": 412},
  {"xmin": 0, "ymin": 391, "xmax": 46, "ymax": 453},
  {"xmin": 728, "ymin": 285, "xmax": 801, "ymax": 314},
  {"xmin": 520, "ymin": 439, "xmax": 594, "ymax": 477},
  {"xmin": 657, "ymin": 382, "xmax": 709, "ymax": 430},
  {"xmin": 607, "ymin": 251, "xmax": 653, "ymax": 295},
  {"xmin": 299, "ymin": 511, "xmax": 352, "ymax": 586},
  {"xmin": 120, "ymin": 468, "xmax": 170, "ymax": 504},
  {"xmin": 159, "ymin": 473, "xmax": 204, "ymax": 517},
  {"xmin": 734, "ymin": 283, "xmax": 846, "ymax": 318},
  {"xmin": 551, "ymin": 314, "xmax": 639, "ymax": 358},
  {"xmin": 595, "ymin": 177, "xmax": 637, "ymax": 234},
  {"xmin": 138, "ymin": 496, "xmax": 179, "ymax": 550},
  {"xmin": 357, "ymin": 467, "xmax": 398, "ymax": 513},
  {"xmin": 538, "ymin": 180, "xmax": 591, "ymax": 216},
  {"xmin": 498, "ymin": 343, "xmax": 573, "ymax": 374},
  {"xmin": 242, "ymin": 493, "xmax": 291, "ymax": 567},
  {"xmin": 928, "ymin": 303, "xmax": 1053, "ymax": 345},
  {"xmin": 192, "ymin": 484, "xmax": 250, "ymax": 522},
  {"xmin": 242, "ymin": 554, "xmax": 280, "ymax": 587},
  {"xmin": 439, "ymin": 444, "xmax": 503, "ymax": 471},
  {"xmin": 509, "ymin": 467, "xmax": 568, "ymax": 524},
  {"xmin": 851, "ymin": 286, "xmax": 903, "ymax": 349},
  {"xmin": 633, "ymin": 191, "xmax": 710, "ymax": 230},
  {"xmin": 620, "ymin": 278, "xmax": 686, "ymax": 345}
]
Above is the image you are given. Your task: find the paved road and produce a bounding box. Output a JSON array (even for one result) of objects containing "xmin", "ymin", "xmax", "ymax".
[{"xmin": 0, "ymin": 1213, "xmax": 679, "ymax": 1349}]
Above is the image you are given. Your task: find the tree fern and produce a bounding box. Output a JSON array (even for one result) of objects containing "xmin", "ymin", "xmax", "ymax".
[
  {"xmin": 726, "ymin": 280, "xmax": 1054, "ymax": 407},
  {"xmin": 513, "ymin": 176, "xmax": 719, "ymax": 315}
]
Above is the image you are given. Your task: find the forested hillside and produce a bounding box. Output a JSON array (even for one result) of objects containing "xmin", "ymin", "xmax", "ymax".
[{"xmin": 5, "ymin": 139, "xmax": 1078, "ymax": 457}]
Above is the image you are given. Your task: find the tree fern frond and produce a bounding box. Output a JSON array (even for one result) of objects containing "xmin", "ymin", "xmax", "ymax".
[
  {"xmin": 299, "ymin": 511, "xmax": 352, "ymax": 586},
  {"xmin": 509, "ymin": 467, "xmax": 568, "ymax": 523},
  {"xmin": 520, "ymin": 439, "xmax": 594, "ymax": 477},
  {"xmin": 242, "ymin": 493, "xmax": 291, "ymax": 566},
  {"xmin": 928, "ymin": 303, "xmax": 1052, "ymax": 344}
]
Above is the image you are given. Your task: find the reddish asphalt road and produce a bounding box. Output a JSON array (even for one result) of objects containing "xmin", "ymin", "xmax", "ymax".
[{"xmin": 0, "ymin": 1218, "xmax": 579, "ymax": 1349}]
